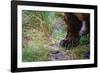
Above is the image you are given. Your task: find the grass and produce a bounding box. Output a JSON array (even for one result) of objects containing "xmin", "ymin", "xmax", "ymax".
[
  {"xmin": 22, "ymin": 29, "xmax": 51, "ymax": 62},
  {"xmin": 22, "ymin": 46, "xmax": 50, "ymax": 62},
  {"xmin": 22, "ymin": 29, "xmax": 90, "ymax": 62},
  {"xmin": 70, "ymin": 45, "xmax": 90, "ymax": 59}
]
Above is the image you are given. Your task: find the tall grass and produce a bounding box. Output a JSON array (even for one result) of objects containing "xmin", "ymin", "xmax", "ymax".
[{"xmin": 22, "ymin": 10, "xmax": 66, "ymax": 62}]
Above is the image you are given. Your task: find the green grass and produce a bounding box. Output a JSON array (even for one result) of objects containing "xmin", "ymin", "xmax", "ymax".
[
  {"xmin": 22, "ymin": 46, "xmax": 50, "ymax": 62},
  {"xmin": 22, "ymin": 29, "xmax": 51, "ymax": 62},
  {"xmin": 22, "ymin": 29, "xmax": 90, "ymax": 61},
  {"xmin": 70, "ymin": 45, "xmax": 90, "ymax": 59}
]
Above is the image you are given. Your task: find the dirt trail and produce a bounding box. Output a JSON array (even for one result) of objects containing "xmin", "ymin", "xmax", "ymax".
[
  {"xmin": 47, "ymin": 17, "xmax": 74, "ymax": 61},
  {"xmin": 48, "ymin": 43, "xmax": 75, "ymax": 61},
  {"xmin": 48, "ymin": 43, "xmax": 66, "ymax": 60}
]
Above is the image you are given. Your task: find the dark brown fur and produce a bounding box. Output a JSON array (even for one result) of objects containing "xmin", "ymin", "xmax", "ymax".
[{"xmin": 60, "ymin": 13, "xmax": 90, "ymax": 48}]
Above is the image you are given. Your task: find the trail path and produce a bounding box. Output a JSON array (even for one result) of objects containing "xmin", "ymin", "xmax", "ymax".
[
  {"xmin": 48, "ymin": 18, "xmax": 74, "ymax": 61},
  {"xmin": 48, "ymin": 43, "xmax": 75, "ymax": 61}
]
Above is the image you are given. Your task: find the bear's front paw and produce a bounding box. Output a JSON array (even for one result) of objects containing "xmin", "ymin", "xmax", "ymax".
[{"xmin": 60, "ymin": 35, "xmax": 79, "ymax": 49}]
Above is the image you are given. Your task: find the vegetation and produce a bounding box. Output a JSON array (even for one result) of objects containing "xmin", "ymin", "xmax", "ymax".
[{"xmin": 22, "ymin": 10, "xmax": 90, "ymax": 62}]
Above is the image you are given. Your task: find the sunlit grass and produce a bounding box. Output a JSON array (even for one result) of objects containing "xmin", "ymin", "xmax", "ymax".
[{"xmin": 22, "ymin": 29, "xmax": 51, "ymax": 62}]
